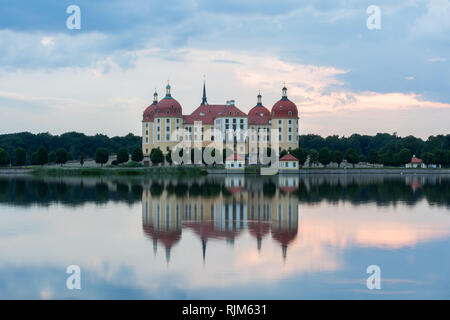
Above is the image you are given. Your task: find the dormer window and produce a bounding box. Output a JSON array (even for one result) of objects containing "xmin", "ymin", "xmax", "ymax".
[
  {"xmin": 288, "ymin": 111, "xmax": 292, "ymax": 116},
  {"xmin": 200, "ymin": 112, "xmax": 205, "ymax": 116},
  {"xmin": 260, "ymin": 113, "xmax": 264, "ymax": 117},
  {"xmin": 280, "ymin": 106, "xmax": 283, "ymax": 110}
]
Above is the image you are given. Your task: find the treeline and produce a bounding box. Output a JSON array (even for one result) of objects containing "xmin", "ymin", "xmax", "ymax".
[
  {"xmin": 0, "ymin": 131, "xmax": 140, "ymax": 162},
  {"xmin": 1, "ymin": 131, "xmax": 450, "ymax": 167},
  {"xmin": 298, "ymin": 133, "xmax": 450, "ymax": 167},
  {"xmin": 0, "ymin": 131, "xmax": 141, "ymax": 166}
]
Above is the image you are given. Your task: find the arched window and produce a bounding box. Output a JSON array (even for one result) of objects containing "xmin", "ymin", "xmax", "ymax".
[{"xmin": 288, "ymin": 111, "xmax": 292, "ymax": 116}]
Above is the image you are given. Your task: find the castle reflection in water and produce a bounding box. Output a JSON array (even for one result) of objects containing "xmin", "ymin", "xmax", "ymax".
[{"xmin": 142, "ymin": 175, "xmax": 299, "ymax": 263}]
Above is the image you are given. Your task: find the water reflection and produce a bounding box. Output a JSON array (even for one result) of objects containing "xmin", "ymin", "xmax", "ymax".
[
  {"xmin": 0, "ymin": 174, "xmax": 449, "ymax": 299},
  {"xmin": 142, "ymin": 176, "xmax": 299, "ymax": 262}
]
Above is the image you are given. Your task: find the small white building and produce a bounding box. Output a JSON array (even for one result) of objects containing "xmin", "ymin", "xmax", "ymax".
[
  {"xmin": 279, "ymin": 153, "xmax": 299, "ymax": 170},
  {"xmin": 225, "ymin": 153, "xmax": 245, "ymax": 169},
  {"xmin": 406, "ymin": 155, "xmax": 426, "ymax": 168}
]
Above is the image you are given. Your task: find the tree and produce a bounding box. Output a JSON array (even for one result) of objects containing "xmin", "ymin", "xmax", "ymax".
[
  {"xmin": 280, "ymin": 149, "xmax": 288, "ymax": 159},
  {"xmin": 37, "ymin": 146, "xmax": 48, "ymax": 166},
  {"xmin": 309, "ymin": 149, "xmax": 318, "ymax": 167},
  {"xmin": 398, "ymin": 148, "xmax": 412, "ymax": 167},
  {"xmin": 55, "ymin": 148, "xmax": 68, "ymax": 166},
  {"xmin": 117, "ymin": 148, "xmax": 129, "ymax": 164},
  {"xmin": 0, "ymin": 148, "xmax": 10, "ymax": 166},
  {"xmin": 421, "ymin": 152, "xmax": 433, "ymax": 166},
  {"xmin": 48, "ymin": 152, "xmax": 56, "ymax": 164},
  {"xmin": 318, "ymin": 147, "xmax": 332, "ymax": 167},
  {"xmin": 15, "ymin": 148, "xmax": 26, "ymax": 166},
  {"xmin": 345, "ymin": 148, "xmax": 359, "ymax": 168},
  {"xmin": 95, "ymin": 148, "xmax": 109, "ymax": 166},
  {"xmin": 368, "ymin": 149, "xmax": 379, "ymax": 166},
  {"xmin": 31, "ymin": 152, "xmax": 39, "ymax": 165},
  {"xmin": 150, "ymin": 148, "xmax": 164, "ymax": 164},
  {"xmin": 166, "ymin": 150, "xmax": 172, "ymax": 165},
  {"xmin": 332, "ymin": 150, "xmax": 343, "ymax": 167},
  {"xmin": 291, "ymin": 148, "xmax": 307, "ymax": 167},
  {"xmin": 433, "ymin": 150, "xmax": 446, "ymax": 166},
  {"xmin": 79, "ymin": 152, "xmax": 85, "ymax": 166},
  {"xmin": 359, "ymin": 154, "xmax": 367, "ymax": 163},
  {"xmin": 131, "ymin": 147, "xmax": 143, "ymax": 162}
]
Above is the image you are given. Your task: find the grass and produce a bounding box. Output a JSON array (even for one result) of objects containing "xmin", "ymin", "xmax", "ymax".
[{"xmin": 29, "ymin": 166, "xmax": 207, "ymax": 177}]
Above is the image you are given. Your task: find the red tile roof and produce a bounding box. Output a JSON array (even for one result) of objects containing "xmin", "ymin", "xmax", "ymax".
[
  {"xmin": 248, "ymin": 104, "xmax": 271, "ymax": 125},
  {"xmin": 183, "ymin": 104, "xmax": 247, "ymax": 125},
  {"xmin": 280, "ymin": 153, "xmax": 298, "ymax": 161},
  {"xmin": 410, "ymin": 156, "xmax": 422, "ymax": 164},
  {"xmin": 154, "ymin": 97, "xmax": 183, "ymax": 118},
  {"xmin": 226, "ymin": 153, "xmax": 245, "ymax": 161},
  {"xmin": 271, "ymin": 98, "xmax": 299, "ymax": 119}
]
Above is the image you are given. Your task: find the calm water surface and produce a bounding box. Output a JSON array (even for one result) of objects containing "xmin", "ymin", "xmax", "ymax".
[{"xmin": 0, "ymin": 174, "xmax": 449, "ymax": 299}]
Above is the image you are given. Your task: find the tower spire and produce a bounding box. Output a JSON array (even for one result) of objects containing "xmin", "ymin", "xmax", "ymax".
[
  {"xmin": 165, "ymin": 80, "xmax": 172, "ymax": 98},
  {"xmin": 201, "ymin": 79, "xmax": 208, "ymax": 105},
  {"xmin": 153, "ymin": 88, "xmax": 158, "ymax": 104},
  {"xmin": 257, "ymin": 91, "xmax": 262, "ymax": 106},
  {"xmin": 282, "ymin": 83, "xmax": 287, "ymax": 100}
]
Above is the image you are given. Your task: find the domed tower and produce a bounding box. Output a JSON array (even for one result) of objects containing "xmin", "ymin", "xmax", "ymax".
[
  {"xmin": 142, "ymin": 90, "xmax": 159, "ymax": 157},
  {"xmin": 152, "ymin": 82, "xmax": 184, "ymax": 154},
  {"xmin": 271, "ymin": 85, "xmax": 299, "ymax": 152},
  {"xmin": 248, "ymin": 92, "xmax": 272, "ymax": 156}
]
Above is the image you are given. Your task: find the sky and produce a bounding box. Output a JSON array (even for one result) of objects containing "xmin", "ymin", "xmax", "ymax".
[{"xmin": 0, "ymin": 0, "xmax": 449, "ymax": 139}]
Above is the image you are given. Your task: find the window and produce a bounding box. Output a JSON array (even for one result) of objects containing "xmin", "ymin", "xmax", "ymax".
[
  {"xmin": 157, "ymin": 119, "xmax": 160, "ymax": 123},
  {"xmin": 176, "ymin": 119, "xmax": 180, "ymax": 123},
  {"xmin": 166, "ymin": 134, "xmax": 170, "ymax": 140},
  {"xmin": 278, "ymin": 128, "xmax": 282, "ymax": 132},
  {"xmin": 240, "ymin": 119, "xmax": 243, "ymax": 123},
  {"xmin": 146, "ymin": 130, "xmax": 148, "ymax": 135},
  {"xmin": 146, "ymin": 148, "xmax": 148, "ymax": 153},
  {"xmin": 279, "ymin": 135, "xmax": 282, "ymax": 141},
  {"xmin": 288, "ymin": 127, "xmax": 292, "ymax": 132},
  {"xmin": 285, "ymin": 162, "xmax": 288, "ymax": 168},
  {"xmin": 166, "ymin": 119, "xmax": 170, "ymax": 123},
  {"xmin": 157, "ymin": 127, "xmax": 160, "ymax": 132},
  {"xmin": 278, "ymin": 120, "xmax": 282, "ymax": 125},
  {"xmin": 288, "ymin": 111, "xmax": 292, "ymax": 116},
  {"xmin": 288, "ymin": 120, "xmax": 292, "ymax": 125},
  {"xmin": 145, "ymin": 137, "xmax": 148, "ymax": 143},
  {"xmin": 146, "ymin": 123, "xmax": 149, "ymax": 128},
  {"xmin": 157, "ymin": 134, "xmax": 160, "ymax": 140},
  {"xmin": 288, "ymin": 135, "xmax": 292, "ymax": 141},
  {"xmin": 166, "ymin": 146, "xmax": 170, "ymax": 151},
  {"xmin": 166, "ymin": 127, "xmax": 170, "ymax": 131}
]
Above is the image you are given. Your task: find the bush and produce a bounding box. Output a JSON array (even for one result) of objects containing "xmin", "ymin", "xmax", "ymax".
[
  {"xmin": 131, "ymin": 147, "xmax": 144, "ymax": 162},
  {"xmin": 95, "ymin": 148, "xmax": 109, "ymax": 166},
  {"xmin": 0, "ymin": 148, "xmax": 10, "ymax": 166},
  {"xmin": 117, "ymin": 148, "xmax": 129, "ymax": 164}
]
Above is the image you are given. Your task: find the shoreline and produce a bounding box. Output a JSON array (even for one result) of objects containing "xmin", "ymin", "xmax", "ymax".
[{"xmin": 1, "ymin": 167, "xmax": 450, "ymax": 176}]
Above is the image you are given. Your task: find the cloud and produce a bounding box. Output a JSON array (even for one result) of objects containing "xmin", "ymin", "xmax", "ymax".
[{"xmin": 411, "ymin": 0, "xmax": 450, "ymax": 40}]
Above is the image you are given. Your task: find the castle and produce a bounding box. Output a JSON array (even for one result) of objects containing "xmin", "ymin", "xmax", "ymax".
[{"xmin": 141, "ymin": 82, "xmax": 300, "ymax": 161}]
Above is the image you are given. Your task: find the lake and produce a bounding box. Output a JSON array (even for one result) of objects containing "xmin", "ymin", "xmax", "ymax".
[{"xmin": 0, "ymin": 174, "xmax": 449, "ymax": 299}]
